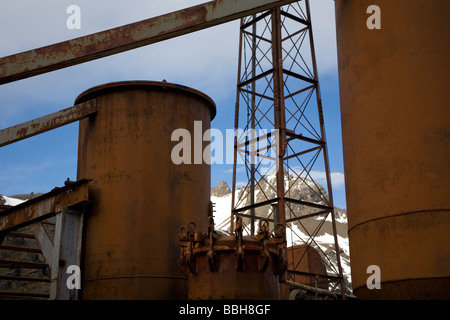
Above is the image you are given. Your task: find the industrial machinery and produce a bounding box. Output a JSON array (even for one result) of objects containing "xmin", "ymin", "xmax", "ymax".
[
  {"xmin": 178, "ymin": 218, "xmax": 285, "ymax": 300},
  {"xmin": 0, "ymin": 0, "xmax": 448, "ymax": 300}
]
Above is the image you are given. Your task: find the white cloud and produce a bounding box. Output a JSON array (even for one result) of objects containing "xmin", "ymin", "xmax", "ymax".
[
  {"xmin": 235, "ymin": 181, "xmax": 247, "ymax": 188},
  {"xmin": 0, "ymin": 0, "xmax": 338, "ymax": 121},
  {"xmin": 308, "ymin": 0, "xmax": 339, "ymax": 74},
  {"xmin": 287, "ymin": 167, "xmax": 345, "ymax": 190},
  {"xmin": 310, "ymin": 170, "xmax": 345, "ymax": 189},
  {"xmin": 0, "ymin": 1, "xmax": 242, "ymax": 126},
  {"xmin": 0, "ymin": 1, "xmax": 342, "ymax": 198}
]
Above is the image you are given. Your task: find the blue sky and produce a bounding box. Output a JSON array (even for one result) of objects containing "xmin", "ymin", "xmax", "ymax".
[{"xmin": 0, "ymin": 0, "xmax": 347, "ymax": 208}]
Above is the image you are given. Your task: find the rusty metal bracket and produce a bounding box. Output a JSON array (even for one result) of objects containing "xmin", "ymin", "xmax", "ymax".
[
  {"xmin": 185, "ymin": 241, "xmax": 198, "ymax": 275},
  {"xmin": 258, "ymin": 241, "xmax": 270, "ymax": 272},
  {"xmin": 234, "ymin": 217, "xmax": 244, "ymax": 271},
  {"xmin": 207, "ymin": 232, "xmax": 216, "ymax": 272}
]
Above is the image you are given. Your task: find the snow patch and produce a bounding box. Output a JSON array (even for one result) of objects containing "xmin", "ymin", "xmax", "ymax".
[{"xmin": 2, "ymin": 195, "xmax": 26, "ymax": 206}]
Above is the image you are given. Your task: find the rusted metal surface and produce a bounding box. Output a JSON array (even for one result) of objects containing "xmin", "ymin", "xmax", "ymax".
[
  {"xmin": 179, "ymin": 218, "xmax": 286, "ymax": 299},
  {"xmin": 271, "ymin": 7, "xmax": 287, "ymax": 234},
  {"xmin": 0, "ymin": 179, "xmax": 90, "ymax": 233},
  {"xmin": 0, "ymin": 0, "xmax": 300, "ymax": 85},
  {"xmin": 285, "ymin": 245, "xmax": 328, "ymax": 289},
  {"xmin": 0, "ymin": 100, "xmax": 97, "ymax": 148},
  {"xmin": 335, "ymin": 0, "xmax": 450, "ymax": 299},
  {"xmin": 76, "ymin": 81, "xmax": 215, "ymax": 299}
]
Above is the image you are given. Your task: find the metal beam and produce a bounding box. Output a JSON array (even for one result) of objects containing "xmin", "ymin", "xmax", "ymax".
[
  {"xmin": 0, "ymin": 100, "xmax": 97, "ymax": 148},
  {"xmin": 0, "ymin": 180, "xmax": 90, "ymax": 233},
  {"xmin": 0, "ymin": 0, "xmax": 299, "ymax": 85}
]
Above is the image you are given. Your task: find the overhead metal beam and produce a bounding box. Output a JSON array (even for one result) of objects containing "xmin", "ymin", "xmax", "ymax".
[
  {"xmin": 0, "ymin": 0, "xmax": 299, "ymax": 85},
  {"xmin": 0, "ymin": 179, "xmax": 90, "ymax": 233},
  {"xmin": 0, "ymin": 100, "xmax": 97, "ymax": 148}
]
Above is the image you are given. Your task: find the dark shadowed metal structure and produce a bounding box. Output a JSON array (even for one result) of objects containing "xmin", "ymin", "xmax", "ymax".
[
  {"xmin": 1, "ymin": 0, "xmax": 448, "ymax": 300},
  {"xmin": 230, "ymin": 0, "xmax": 346, "ymax": 298}
]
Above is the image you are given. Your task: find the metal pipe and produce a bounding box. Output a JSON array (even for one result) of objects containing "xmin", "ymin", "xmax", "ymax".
[
  {"xmin": 250, "ymin": 13, "xmax": 257, "ymax": 235},
  {"xmin": 283, "ymin": 280, "xmax": 338, "ymax": 300},
  {"xmin": 271, "ymin": 7, "xmax": 286, "ymax": 234}
]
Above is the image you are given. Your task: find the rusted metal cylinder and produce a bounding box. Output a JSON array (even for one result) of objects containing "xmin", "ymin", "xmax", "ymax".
[
  {"xmin": 335, "ymin": 0, "xmax": 450, "ymax": 299},
  {"xmin": 178, "ymin": 220, "xmax": 285, "ymax": 300},
  {"xmin": 75, "ymin": 81, "xmax": 216, "ymax": 299}
]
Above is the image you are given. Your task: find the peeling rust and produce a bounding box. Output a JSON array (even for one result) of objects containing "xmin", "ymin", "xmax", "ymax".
[
  {"xmin": 0, "ymin": 179, "xmax": 90, "ymax": 233},
  {"xmin": 0, "ymin": 0, "xmax": 298, "ymax": 85},
  {"xmin": 0, "ymin": 100, "xmax": 97, "ymax": 148}
]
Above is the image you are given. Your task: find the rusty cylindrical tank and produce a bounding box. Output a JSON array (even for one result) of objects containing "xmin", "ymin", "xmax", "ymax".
[
  {"xmin": 75, "ymin": 80, "xmax": 216, "ymax": 299},
  {"xmin": 178, "ymin": 219, "xmax": 285, "ymax": 299},
  {"xmin": 335, "ymin": 0, "xmax": 450, "ymax": 299}
]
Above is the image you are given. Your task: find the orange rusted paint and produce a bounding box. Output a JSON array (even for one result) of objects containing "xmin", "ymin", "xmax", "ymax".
[
  {"xmin": 76, "ymin": 81, "xmax": 216, "ymax": 299},
  {"xmin": 0, "ymin": 0, "xmax": 300, "ymax": 85},
  {"xmin": 335, "ymin": 0, "xmax": 450, "ymax": 299},
  {"xmin": 179, "ymin": 230, "xmax": 284, "ymax": 300},
  {"xmin": 0, "ymin": 180, "xmax": 90, "ymax": 233},
  {"xmin": 0, "ymin": 100, "xmax": 97, "ymax": 148}
]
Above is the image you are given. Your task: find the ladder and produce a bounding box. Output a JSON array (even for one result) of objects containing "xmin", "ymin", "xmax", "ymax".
[{"xmin": 0, "ymin": 224, "xmax": 52, "ymax": 300}]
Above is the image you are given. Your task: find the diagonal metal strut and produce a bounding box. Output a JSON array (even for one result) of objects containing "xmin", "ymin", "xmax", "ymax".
[{"xmin": 0, "ymin": 0, "xmax": 300, "ymax": 85}]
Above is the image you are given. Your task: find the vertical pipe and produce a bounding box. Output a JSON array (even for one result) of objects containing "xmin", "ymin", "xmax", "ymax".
[
  {"xmin": 250, "ymin": 14, "xmax": 257, "ymax": 235},
  {"xmin": 272, "ymin": 7, "xmax": 286, "ymax": 232},
  {"xmin": 231, "ymin": 18, "xmax": 245, "ymax": 235}
]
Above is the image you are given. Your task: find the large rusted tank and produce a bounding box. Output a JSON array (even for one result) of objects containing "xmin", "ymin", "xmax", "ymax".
[
  {"xmin": 335, "ymin": 0, "xmax": 450, "ymax": 299},
  {"xmin": 75, "ymin": 80, "xmax": 216, "ymax": 299}
]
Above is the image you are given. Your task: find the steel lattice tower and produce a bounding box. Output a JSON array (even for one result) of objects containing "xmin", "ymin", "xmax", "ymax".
[{"xmin": 230, "ymin": 0, "xmax": 346, "ymax": 296}]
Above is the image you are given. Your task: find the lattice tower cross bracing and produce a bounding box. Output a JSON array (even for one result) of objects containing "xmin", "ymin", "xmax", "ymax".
[{"xmin": 230, "ymin": 0, "xmax": 345, "ymax": 294}]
